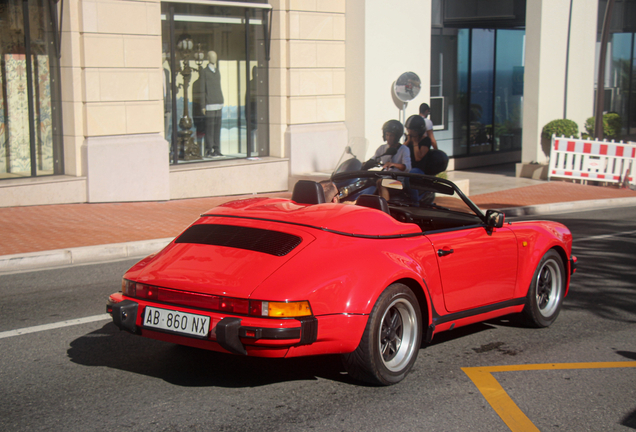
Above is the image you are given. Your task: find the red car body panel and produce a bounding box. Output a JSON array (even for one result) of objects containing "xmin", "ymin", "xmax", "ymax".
[
  {"xmin": 107, "ymin": 188, "xmax": 574, "ymax": 360},
  {"xmin": 125, "ymin": 218, "xmax": 317, "ymax": 299},
  {"xmin": 506, "ymin": 220, "xmax": 574, "ymax": 296},
  {"xmin": 426, "ymin": 226, "xmax": 518, "ymax": 313}
]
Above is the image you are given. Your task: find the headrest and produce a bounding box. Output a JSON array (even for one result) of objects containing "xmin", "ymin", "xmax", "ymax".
[
  {"xmin": 291, "ymin": 180, "xmax": 326, "ymax": 205},
  {"xmin": 356, "ymin": 194, "xmax": 390, "ymax": 214}
]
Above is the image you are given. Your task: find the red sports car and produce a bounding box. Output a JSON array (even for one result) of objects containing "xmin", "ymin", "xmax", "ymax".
[{"xmin": 107, "ymin": 172, "xmax": 576, "ymax": 385}]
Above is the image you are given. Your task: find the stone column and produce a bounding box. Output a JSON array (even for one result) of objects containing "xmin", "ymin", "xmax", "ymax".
[
  {"xmin": 521, "ymin": 0, "xmax": 598, "ymax": 165},
  {"xmin": 269, "ymin": 0, "xmax": 347, "ymax": 177},
  {"xmin": 79, "ymin": 0, "xmax": 169, "ymax": 202}
]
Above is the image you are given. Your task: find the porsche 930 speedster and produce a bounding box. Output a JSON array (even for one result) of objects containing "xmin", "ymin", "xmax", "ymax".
[{"xmin": 107, "ymin": 171, "xmax": 576, "ymax": 385}]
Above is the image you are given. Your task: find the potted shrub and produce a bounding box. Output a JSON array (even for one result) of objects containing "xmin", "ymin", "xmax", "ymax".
[
  {"xmin": 583, "ymin": 113, "xmax": 622, "ymax": 140},
  {"xmin": 541, "ymin": 119, "xmax": 579, "ymax": 158}
]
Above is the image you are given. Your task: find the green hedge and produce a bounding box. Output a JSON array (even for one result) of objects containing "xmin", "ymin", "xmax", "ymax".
[
  {"xmin": 541, "ymin": 119, "xmax": 579, "ymax": 140},
  {"xmin": 583, "ymin": 113, "xmax": 622, "ymax": 140}
]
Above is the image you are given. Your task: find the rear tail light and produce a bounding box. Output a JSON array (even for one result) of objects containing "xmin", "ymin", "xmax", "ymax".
[
  {"xmin": 121, "ymin": 279, "xmax": 312, "ymax": 317},
  {"xmin": 266, "ymin": 301, "xmax": 312, "ymax": 317}
]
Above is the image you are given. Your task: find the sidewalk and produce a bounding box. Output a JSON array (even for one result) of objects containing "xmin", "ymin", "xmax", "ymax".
[{"xmin": 2, "ymin": 169, "xmax": 636, "ymax": 273}]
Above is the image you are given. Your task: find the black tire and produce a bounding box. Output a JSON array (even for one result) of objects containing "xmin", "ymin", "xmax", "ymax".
[
  {"xmin": 522, "ymin": 249, "xmax": 565, "ymax": 328},
  {"xmin": 342, "ymin": 283, "xmax": 422, "ymax": 385}
]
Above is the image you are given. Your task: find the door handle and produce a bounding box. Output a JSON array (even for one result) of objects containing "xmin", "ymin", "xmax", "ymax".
[{"xmin": 437, "ymin": 248, "xmax": 454, "ymax": 257}]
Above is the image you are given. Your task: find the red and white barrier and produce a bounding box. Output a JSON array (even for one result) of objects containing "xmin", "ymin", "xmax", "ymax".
[{"xmin": 548, "ymin": 136, "xmax": 636, "ymax": 186}]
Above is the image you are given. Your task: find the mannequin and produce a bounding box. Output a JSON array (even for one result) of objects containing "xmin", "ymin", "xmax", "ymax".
[{"xmin": 199, "ymin": 50, "xmax": 224, "ymax": 156}]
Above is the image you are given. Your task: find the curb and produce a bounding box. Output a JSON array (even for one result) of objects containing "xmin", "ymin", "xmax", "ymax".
[
  {"xmin": 2, "ymin": 196, "xmax": 636, "ymax": 274},
  {"xmin": 500, "ymin": 196, "xmax": 636, "ymax": 217},
  {"xmin": 0, "ymin": 238, "xmax": 173, "ymax": 274}
]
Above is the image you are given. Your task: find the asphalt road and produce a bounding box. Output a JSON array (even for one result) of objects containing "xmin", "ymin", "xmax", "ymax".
[{"xmin": 1, "ymin": 206, "xmax": 635, "ymax": 431}]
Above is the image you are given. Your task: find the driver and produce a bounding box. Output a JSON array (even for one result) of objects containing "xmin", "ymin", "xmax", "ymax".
[
  {"xmin": 371, "ymin": 120, "xmax": 411, "ymax": 172},
  {"xmin": 371, "ymin": 120, "xmax": 411, "ymax": 201},
  {"xmin": 319, "ymin": 180, "xmax": 340, "ymax": 203}
]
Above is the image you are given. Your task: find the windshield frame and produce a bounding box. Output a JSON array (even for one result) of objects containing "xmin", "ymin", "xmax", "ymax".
[{"xmin": 331, "ymin": 170, "xmax": 486, "ymax": 222}]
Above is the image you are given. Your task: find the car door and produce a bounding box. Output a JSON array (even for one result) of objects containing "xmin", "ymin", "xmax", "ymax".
[{"xmin": 425, "ymin": 225, "xmax": 518, "ymax": 313}]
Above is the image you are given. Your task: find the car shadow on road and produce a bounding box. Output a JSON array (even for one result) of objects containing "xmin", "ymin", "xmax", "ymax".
[
  {"xmin": 426, "ymin": 322, "xmax": 496, "ymax": 346},
  {"xmin": 68, "ymin": 322, "xmax": 354, "ymax": 388},
  {"xmin": 617, "ymin": 349, "xmax": 636, "ymax": 429},
  {"xmin": 622, "ymin": 407, "xmax": 636, "ymax": 429}
]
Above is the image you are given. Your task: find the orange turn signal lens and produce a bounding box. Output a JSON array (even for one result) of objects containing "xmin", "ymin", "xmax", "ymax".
[{"xmin": 267, "ymin": 301, "xmax": 312, "ymax": 317}]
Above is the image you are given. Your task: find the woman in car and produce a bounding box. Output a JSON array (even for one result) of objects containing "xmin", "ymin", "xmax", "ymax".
[{"xmin": 404, "ymin": 115, "xmax": 431, "ymax": 175}]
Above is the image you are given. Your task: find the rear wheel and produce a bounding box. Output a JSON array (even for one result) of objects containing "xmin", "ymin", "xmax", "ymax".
[
  {"xmin": 342, "ymin": 283, "xmax": 422, "ymax": 385},
  {"xmin": 522, "ymin": 249, "xmax": 565, "ymax": 328}
]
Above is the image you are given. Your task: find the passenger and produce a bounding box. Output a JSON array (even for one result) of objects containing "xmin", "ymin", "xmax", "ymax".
[
  {"xmin": 404, "ymin": 115, "xmax": 431, "ymax": 176},
  {"xmin": 404, "ymin": 115, "xmax": 432, "ymax": 204}
]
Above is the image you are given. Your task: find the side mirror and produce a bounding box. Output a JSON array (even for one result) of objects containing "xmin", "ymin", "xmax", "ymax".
[{"xmin": 485, "ymin": 210, "xmax": 504, "ymax": 228}]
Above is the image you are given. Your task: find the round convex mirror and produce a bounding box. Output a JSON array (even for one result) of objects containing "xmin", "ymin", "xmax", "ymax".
[{"xmin": 394, "ymin": 72, "xmax": 421, "ymax": 102}]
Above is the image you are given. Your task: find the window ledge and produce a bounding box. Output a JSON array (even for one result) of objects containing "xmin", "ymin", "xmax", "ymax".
[{"xmin": 169, "ymin": 156, "xmax": 288, "ymax": 173}]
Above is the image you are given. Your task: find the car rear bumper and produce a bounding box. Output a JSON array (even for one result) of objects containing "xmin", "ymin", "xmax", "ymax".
[{"xmin": 107, "ymin": 297, "xmax": 318, "ymax": 356}]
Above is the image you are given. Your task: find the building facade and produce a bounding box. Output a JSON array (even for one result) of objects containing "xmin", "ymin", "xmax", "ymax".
[{"xmin": 0, "ymin": 0, "xmax": 610, "ymax": 207}]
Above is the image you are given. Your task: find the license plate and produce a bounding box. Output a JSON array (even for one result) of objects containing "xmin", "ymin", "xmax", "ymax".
[{"xmin": 143, "ymin": 306, "xmax": 211, "ymax": 338}]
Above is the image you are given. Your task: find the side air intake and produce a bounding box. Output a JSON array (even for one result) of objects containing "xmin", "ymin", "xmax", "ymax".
[{"xmin": 175, "ymin": 224, "xmax": 302, "ymax": 256}]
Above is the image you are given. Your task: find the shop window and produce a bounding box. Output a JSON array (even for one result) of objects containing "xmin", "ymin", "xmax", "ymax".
[
  {"xmin": 161, "ymin": 3, "xmax": 269, "ymax": 165},
  {"xmin": 0, "ymin": 0, "xmax": 63, "ymax": 179}
]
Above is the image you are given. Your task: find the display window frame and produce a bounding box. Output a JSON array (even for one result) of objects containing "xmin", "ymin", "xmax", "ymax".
[
  {"xmin": 161, "ymin": 0, "xmax": 271, "ymax": 165},
  {"xmin": 0, "ymin": 0, "xmax": 64, "ymax": 180}
]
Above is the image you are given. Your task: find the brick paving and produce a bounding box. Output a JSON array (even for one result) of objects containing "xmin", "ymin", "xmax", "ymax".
[
  {"xmin": 470, "ymin": 181, "xmax": 636, "ymax": 209},
  {"xmin": 0, "ymin": 192, "xmax": 291, "ymax": 256},
  {"xmin": 1, "ymin": 182, "xmax": 635, "ymax": 257}
]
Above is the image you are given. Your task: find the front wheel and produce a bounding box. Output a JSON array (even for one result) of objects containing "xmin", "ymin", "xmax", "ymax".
[
  {"xmin": 342, "ymin": 283, "xmax": 422, "ymax": 385},
  {"xmin": 522, "ymin": 249, "xmax": 565, "ymax": 328}
]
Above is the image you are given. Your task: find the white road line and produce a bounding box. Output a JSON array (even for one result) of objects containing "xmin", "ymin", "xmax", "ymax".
[
  {"xmin": 573, "ymin": 229, "xmax": 636, "ymax": 243},
  {"xmin": 0, "ymin": 314, "xmax": 111, "ymax": 340}
]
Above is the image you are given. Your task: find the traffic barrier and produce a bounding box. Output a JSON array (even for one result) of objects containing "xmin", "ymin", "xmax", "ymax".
[{"xmin": 548, "ymin": 135, "xmax": 636, "ymax": 186}]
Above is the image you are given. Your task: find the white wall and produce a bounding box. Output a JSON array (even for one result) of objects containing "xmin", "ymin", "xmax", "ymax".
[
  {"xmin": 522, "ymin": 0, "xmax": 597, "ymax": 164},
  {"xmin": 566, "ymin": 0, "xmax": 598, "ymax": 132},
  {"xmin": 346, "ymin": 0, "xmax": 431, "ymax": 160}
]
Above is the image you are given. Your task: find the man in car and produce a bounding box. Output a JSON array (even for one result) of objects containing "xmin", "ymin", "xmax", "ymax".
[
  {"xmin": 371, "ymin": 120, "xmax": 411, "ymax": 172},
  {"xmin": 370, "ymin": 120, "xmax": 411, "ymax": 201}
]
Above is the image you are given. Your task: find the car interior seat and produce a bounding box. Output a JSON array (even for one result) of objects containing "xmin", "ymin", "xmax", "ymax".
[
  {"xmin": 291, "ymin": 180, "xmax": 326, "ymax": 205},
  {"xmin": 356, "ymin": 194, "xmax": 390, "ymax": 214}
]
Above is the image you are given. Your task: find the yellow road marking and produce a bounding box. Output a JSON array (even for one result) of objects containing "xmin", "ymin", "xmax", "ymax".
[{"xmin": 462, "ymin": 362, "xmax": 636, "ymax": 432}]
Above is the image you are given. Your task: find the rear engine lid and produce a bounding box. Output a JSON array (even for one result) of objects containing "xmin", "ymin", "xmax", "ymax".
[{"xmin": 126, "ymin": 218, "xmax": 315, "ymax": 299}]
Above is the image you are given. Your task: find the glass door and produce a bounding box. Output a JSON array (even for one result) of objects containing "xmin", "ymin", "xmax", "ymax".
[
  {"xmin": 494, "ymin": 29, "xmax": 524, "ymax": 151},
  {"xmin": 469, "ymin": 28, "xmax": 495, "ymax": 154},
  {"xmin": 430, "ymin": 27, "xmax": 525, "ymax": 158}
]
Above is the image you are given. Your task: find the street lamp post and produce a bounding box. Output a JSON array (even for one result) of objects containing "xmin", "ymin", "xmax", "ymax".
[{"xmin": 176, "ymin": 35, "xmax": 204, "ymax": 160}]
